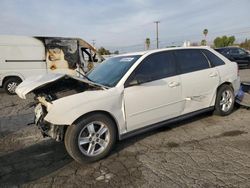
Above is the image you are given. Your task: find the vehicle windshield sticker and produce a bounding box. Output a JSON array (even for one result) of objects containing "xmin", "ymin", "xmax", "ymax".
[{"xmin": 120, "ymin": 57, "xmax": 134, "ymax": 62}]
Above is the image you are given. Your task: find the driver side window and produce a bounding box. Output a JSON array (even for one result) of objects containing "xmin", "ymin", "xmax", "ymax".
[
  {"xmin": 230, "ymin": 49, "xmax": 240, "ymax": 55},
  {"xmin": 125, "ymin": 51, "xmax": 176, "ymax": 87}
]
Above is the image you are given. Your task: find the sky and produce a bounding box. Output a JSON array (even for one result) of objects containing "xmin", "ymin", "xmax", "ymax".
[{"xmin": 0, "ymin": 0, "xmax": 249, "ymax": 53}]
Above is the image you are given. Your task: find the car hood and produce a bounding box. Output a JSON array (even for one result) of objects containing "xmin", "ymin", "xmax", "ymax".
[{"xmin": 16, "ymin": 73, "xmax": 107, "ymax": 99}]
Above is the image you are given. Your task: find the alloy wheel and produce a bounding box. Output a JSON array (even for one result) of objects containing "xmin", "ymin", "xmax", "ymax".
[
  {"xmin": 220, "ymin": 90, "xmax": 233, "ymax": 112},
  {"xmin": 7, "ymin": 82, "xmax": 17, "ymax": 94},
  {"xmin": 78, "ymin": 121, "xmax": 110, "ymax": 157}
]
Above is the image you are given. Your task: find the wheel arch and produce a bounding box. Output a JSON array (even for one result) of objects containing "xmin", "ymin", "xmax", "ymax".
[
  {"xmin": 217, "ymin": 81, "xmax": 234, "ymax": 93},
  {"xmin": 209, "ymin": 82, "xmax": 234, "ymax": 107},
  {"xmin": 71, "ymin": 110, "xmax": 120, "ymax": 140},
  {"xmin": 2, "ymin": 75, "xmax": 23, "ymax": 85}
]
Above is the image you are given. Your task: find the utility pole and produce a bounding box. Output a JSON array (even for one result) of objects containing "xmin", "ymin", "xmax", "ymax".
[{"xmin": 154, "ymin": 21, "xmax": 160, "ymax": 49}]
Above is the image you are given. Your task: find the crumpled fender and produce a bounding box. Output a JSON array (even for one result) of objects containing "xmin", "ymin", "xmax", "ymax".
[{"xmin": 44, "ymin": 88, "xmax": 126, "ymax": 135}]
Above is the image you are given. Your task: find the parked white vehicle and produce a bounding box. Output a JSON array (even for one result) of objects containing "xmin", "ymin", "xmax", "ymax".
[
  {"xmin": 0, "ymin": 35, "xmax": 102, "ymax": 94},
  {"xmin": 16, "ymin": 47, "xmax": 240, "ymax": 163}
]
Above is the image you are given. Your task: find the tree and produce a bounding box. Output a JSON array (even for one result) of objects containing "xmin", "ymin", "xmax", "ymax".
[
  {"xmin": 97, "ymin": 47, "xmax": 111, "ymax": 55},
  {"xmin": 190, "ymin": 42, "xmax": 199, "ymax": 46},
  {"xmin": 239, "ymin": 38, "xmax": 250, "ymax": 51},
  {"xmin": 213, "ymin": 35, "xmax": 236, "ymax": 48},
  {"xmin": 203, "ymin": 29, "xmax": 208, "ymax": 38},
  {"xmin": 145, "ymin": 38, "xmax": 150, "ymax": 50},
  {"xmin": 201, "ymin": 39, "xmax": 207, "ymax": 46},
  {"xmin": 201, "ymin": 29, "xmax": 208, "ymax": 46}
]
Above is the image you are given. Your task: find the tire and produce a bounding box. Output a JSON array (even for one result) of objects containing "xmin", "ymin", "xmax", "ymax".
[
  {"xmin": 214, "ymin": 84, "xmax": 235, "ymax": 116},
  {"xmin": 3, "ymin": 77, "xmax": 22, "ymax": 95},
  {"xmin": 64, "ymin": 113, "xmax": 117, "ymax": 164}
]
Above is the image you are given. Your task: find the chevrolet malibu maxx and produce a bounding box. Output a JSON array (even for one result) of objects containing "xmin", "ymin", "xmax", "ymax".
[{"xmin": 16, "ymin": 47, "xmax": 240, "ymax": 164}]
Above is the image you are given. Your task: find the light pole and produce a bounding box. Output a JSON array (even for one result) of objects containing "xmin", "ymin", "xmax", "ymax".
[{"xmin": 154, "ymin": 21, "xmax": 160, "ymax": 49}]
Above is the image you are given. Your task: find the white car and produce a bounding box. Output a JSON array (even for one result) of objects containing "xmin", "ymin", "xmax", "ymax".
[{"xmin": 16, "ymin": 47, "xmax": 240, "ymax": 164}]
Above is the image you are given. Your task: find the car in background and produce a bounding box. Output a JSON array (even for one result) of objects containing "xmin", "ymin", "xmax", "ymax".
[
  {"xmin": 215, "ymin": 47, "xmax": 250, "ymax": 68},
  {"xmin": 16, "ymin": 47, "xmax": 240, "ymax": 164}
]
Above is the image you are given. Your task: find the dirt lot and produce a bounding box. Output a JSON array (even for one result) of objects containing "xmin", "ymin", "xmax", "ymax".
[{"xmin": 0, "ymin": 70, "xmax": 250, "ymax": 188}]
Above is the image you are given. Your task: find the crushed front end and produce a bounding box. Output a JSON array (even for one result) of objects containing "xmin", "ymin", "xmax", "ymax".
[
  {"xmin": 34, "ymin": 97, "xmax": 66, "ymax": 141},
  {"xmin": 16, "ymin": 74, "xmax": 104, "ymax": 142}
]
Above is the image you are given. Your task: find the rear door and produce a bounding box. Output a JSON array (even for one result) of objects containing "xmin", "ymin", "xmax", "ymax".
[
  {"xmin": 174, "ymin": 49, "xmax": 220, "ymax": 114},
  {"xmin": 124, "ymin": 51, "xmax": 184, "ymax": 131}
]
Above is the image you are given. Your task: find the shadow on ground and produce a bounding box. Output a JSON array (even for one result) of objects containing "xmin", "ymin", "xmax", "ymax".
[
  {"xmin": 113, "ymin": 110, "xmax": 215, "ymax": 153},
  {"xmin": 0, "ymin": 139, "xmax": 72, "ymax": 186},
  {"xmin": 0, "ymin": 108, "xmax": 241, "ymax": 186}
]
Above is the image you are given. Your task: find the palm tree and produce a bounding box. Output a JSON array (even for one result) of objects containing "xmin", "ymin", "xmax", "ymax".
[
  {"xmin": 203, "ymin": 29, "xmax": 208, "ymax": 38},
  {"xmin": 145, "ymin": 38, "xmax": 150, "ymax": 50},
  {"xmin": 203, "ymin": 29, "xmax": 208, "ymax": 46}
]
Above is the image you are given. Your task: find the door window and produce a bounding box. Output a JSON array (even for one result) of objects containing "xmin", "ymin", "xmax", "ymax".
[
  {"xmin": 238, "ymin": 48, "xmax": 247, "ymax": 55},
  {"xmin": 175, "ymin": 49, "xmax": 210, "ymax": 74},
  {"xmin": 230, "ymin": 48, "xmax": 240, "ymax": 55},
  {"xmin": 126, "ymin": 51, "xmax": 177, "ymax": 86},
  {"xmin": 202, "ymin": 49, "xmax": 225, "ymax": 67}
]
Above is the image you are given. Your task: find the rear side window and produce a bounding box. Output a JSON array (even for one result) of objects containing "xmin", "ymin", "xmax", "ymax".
[
  {"xmin": 229, "ymin": 48, "xmax": 239, "ymax": 54},
  {"xmin": 126, "ymin": 51, "xmax": 177, "ymax": 85},
  {"xmin": 215, "ymin": 48, "xmax": 227, "ymax": 54},
  {"xmin": 174, "ymin": 49, "xmax": 210, "ymax": 74},
  {"xmin": 202, "ymin": 49, "xmax": 225, "ymax": 67}
]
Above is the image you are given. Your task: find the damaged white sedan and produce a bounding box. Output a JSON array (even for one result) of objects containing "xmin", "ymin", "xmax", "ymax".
[{"xmin": 16, "ymin": 47, "xmax": 240, "ymax": 163}]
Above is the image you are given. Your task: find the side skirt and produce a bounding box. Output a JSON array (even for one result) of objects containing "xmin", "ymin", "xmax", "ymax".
[{"xmin": 119, "ymin": 107, "xmax": 214, "ymax": 140}]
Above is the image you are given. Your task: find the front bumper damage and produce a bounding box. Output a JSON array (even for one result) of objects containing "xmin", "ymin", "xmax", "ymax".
[
  {"xmin": 34, "ymin": 102, "xmax": 65, "ymax": 141},
  {"xmin": 16, "ymin": 73, "xmax": 106, "ymax": 141}
]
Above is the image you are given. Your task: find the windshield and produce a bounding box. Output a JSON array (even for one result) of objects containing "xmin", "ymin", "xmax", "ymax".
[{"xmin": 87, "ymin": 55, "xmax": 141, "ymax": 87}]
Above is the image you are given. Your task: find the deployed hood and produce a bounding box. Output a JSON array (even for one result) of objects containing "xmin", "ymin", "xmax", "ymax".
[{"xmin": 16, "ymin": 73, "xmax": 107, "ymax": 99}]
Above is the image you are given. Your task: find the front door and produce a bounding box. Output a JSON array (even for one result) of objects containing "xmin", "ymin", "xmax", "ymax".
[{"xmin": 124, "ymin": 51, "xmax": 184, "ymax": 131}]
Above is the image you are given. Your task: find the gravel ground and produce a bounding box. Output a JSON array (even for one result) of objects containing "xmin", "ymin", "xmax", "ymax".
[{"xmin": 0, "ymin": 69, "xmax": 250, "ymax": 188}]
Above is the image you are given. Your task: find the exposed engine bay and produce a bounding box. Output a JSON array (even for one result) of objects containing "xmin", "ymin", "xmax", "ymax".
[
  {"xmin": 21, "ymin": 75, "xmax": 104, "ymax": 141},
  {"xmin": 33, "ymin": 76, "xmax": 99, "ymax": 101}
]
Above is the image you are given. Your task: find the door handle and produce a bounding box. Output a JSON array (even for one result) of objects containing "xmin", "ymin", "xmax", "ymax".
[
  {"xmin": 168, "ymin": 81, "xmax": 180, "ymax": 88},
  {"xmin": 209, "ymin": 72, "xmax": 218, "ymax": 77}
]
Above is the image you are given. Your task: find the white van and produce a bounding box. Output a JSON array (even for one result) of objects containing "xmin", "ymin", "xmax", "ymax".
[{"xmin": 0, "ymin": 35, "xmax": 102, "ymax": 94}]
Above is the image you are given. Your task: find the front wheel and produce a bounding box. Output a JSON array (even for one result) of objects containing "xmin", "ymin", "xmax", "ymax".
[
  {"xmin": 214, "ymin": 84, "xmax": 235, "ymax": 116},
  {"xmin": 64, "ymin": 113, "xmax": 117, "ymax": 164}
]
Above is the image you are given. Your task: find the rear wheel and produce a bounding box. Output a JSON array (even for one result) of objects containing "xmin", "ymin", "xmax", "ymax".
[
  {"xmin": 3, "ymin": 77, "xmax": 22, "ymax": 95},
  {"xmin": 64, "ymin": 113, "xmax": 117, "ymax": 164},
  {"xmin": 214, "ymin": 84, "xmax": 235, "ymax": 116}
]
